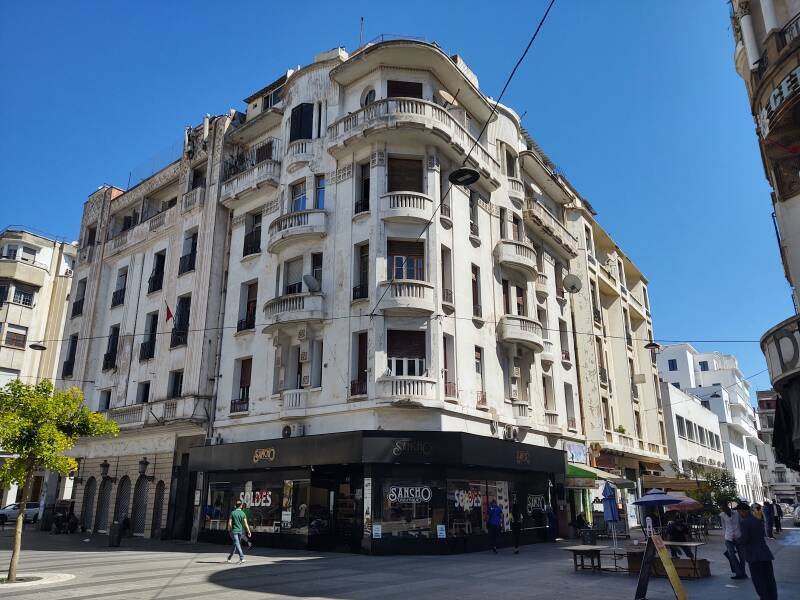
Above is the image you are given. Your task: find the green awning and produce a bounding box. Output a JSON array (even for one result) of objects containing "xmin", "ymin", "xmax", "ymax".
[
  {"xmin": 567, "ymin": 462, "xmax": 636, "ymax": 489},
  {"xmin": 567, "ymin": 463, "xmax": 597, "ymax": 479}
]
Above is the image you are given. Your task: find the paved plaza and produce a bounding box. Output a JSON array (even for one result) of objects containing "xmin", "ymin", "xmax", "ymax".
[{"xmin": 1, "ymin": 526, "xmax": 799, "ymax": 599}]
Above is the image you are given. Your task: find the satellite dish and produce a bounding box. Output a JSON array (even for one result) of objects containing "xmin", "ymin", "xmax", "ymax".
[
  {"xmin": 563, "ymin": 273, "xmax": 582, "ymax": 294},
  {"xmin": 437, "ymin": 89, "xmax": 459, "ymax": 108},
  {"xmin": 303, "ymin": 274, "xmax": 321, "ymax": 292}
]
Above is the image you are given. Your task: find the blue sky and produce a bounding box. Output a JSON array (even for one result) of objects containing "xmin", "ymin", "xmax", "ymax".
[{"xmin": 0, "ymin": 1, "xmax": 786, "ymax": 392}]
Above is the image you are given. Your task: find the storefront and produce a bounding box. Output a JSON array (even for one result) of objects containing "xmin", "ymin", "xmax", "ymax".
[{"xmin": 189, "ymin": 431, "xmax": 565, "ymax": 554}]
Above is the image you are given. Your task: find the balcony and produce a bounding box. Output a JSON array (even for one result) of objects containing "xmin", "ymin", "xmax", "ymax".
[
  {"xmin": 221, "ymin": 139, "xmax": 281, "ymax": 202},
  {"xmin": 280, "ymin": 389, "xmax": 308, "ymax": 419},
  {"xmin": 381, "ymin": 191, "xmax": 434, "ymax": 223},
  {"xmin": 439, "ymin": 203, "xmax": 452, "ymax": 228},
  {"xmin": 540, "ymin": 339, "xmax": 555, "ymax": 365},
  {"xmin": 286, "ymin": 139, "xmax": 314, "ymax": 172},
  {"xmin": 350, "ymin": 380, "xmax": 368, "ymax": 397},
  {"xmin": 263, "ymin": 292, "xmax": 324, "ymax": 330},
  {"xmin": 170, "ymin": 327, "xmax": 188, "ymax": 348},
  {"xmin": 139, "ymin": 338, "xmax": 156, "ymax": 361},
  {"xmin": 110, "ymin": 287, "xmax": 126, "ymax": 308},
  {"xmin": 352, "ymin": 284, "xmax": 368, "ymax": 301},
  {"xmin": 178, "ymin": 252, "xmax": 196, "ymax": 275},
  {"xmin": 267, "ymin": 210, "xmax": 327, "ymax": 253},
  {"xmin": 536, "ymin": 273, "xmax": 549, "ymax": 299},
  {"xmin": 0, "ymin": 256, "xmax": 47, "ymax": 288},
  {"xmin": 181, "ymin": 186, "xmax": 205, "ymax": 213},
  {"xmin": 102, "ymin": 351, "xmax": 117, "ymax": 371},
  {"xmin": 493, "ymin": 239, "xmax": 537, "ymax": 277},
  {"xmin": 354, "ymin": 199, "xmax": 370, "ymax": 216},
  {"xmin": 61, "ymin": 358, "xmax": 74, "ymax": 378},
  {"xmin": 377, "ymin": 279, "xmax": 435, "ymax": 315},
  {"xmin": 376, "ymin": 376, "xmax": 437, "ymax": 406},
  {"xmin": 523, "ymin": 200, "xmax": 578, "ymax": 259},
  {"xmin": 326, "ymin": 98, "xmax": 501, "ymax": 186},
  {"xmin": 497, "ymin": 315, "xmax": 544, "ymax": 352},
  {"xmin": 105, "ymin": 396, "xmax": 210, "ymax": 429},
  {"xmin": 230, "ymin": 398, "xmax": 250, "ymax": 414},
  {"xmin": 242, "ymin": 229, "xmax": 262, "ymax": 257},
  {"xmin": 507, "ymin": 177, "xmax": 525, "ymax": 206},
  {"xmin": 148, "ymin": 271, "xmax": 164, "ymax": 294},
  {"xmin": 237, "ymin": 311, "xmax": 256, "ymax": 332},
  {"xmin": 71, "ymin": 298, "xmax": 84, "ymax": 318}
]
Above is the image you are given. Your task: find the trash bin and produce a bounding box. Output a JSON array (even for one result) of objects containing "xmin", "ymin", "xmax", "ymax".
[
  {"xmin": 108, "ymin": 522, "xmax": 122, "ymax": 547},
  {"xmin": 580, "ymin": 528, "xmax": 598, "ymax": 545}
]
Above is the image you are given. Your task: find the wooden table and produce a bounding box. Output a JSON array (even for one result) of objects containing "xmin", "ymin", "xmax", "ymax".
[
  {"xmin": 662, "ymin": 541, "xmax": 705, "ymax": 578},
  {"xmin": 562, "ymin": 545, "xmax": 609, "ymax": 572}
]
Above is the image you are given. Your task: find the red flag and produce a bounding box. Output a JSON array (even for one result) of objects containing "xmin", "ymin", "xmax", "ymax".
[{"xmin": 165, "ymin": 300, "xmax": 173, "ymax": 322}]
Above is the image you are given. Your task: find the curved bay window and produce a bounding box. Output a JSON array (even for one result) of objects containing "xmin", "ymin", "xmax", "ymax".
[
  {"xmin": 387, "ymin": 240, "xmax": 424, "ymax": 281},
  {"xmin": 387, "ymin": 330, "xmax": 426, "ymax": 377}
]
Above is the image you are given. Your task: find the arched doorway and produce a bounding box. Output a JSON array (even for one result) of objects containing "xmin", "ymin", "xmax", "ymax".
[
  {"xmin": 131, "ymin": 476, "xmax": 149, "ymax": 536},
  {"xmin": 151, "ymin": 480, "xmax": 165, "ymax": 539},
  {"xmin": 114, "ymin": 475, "xmax": 131, "ymax": 525},
  {"xmin": 95, "ymin": 477, "xmax": 112, "ymax": 533},
  {"xmin": 80, "ymin": 477, "xmax": 97, "ymax": 531}
]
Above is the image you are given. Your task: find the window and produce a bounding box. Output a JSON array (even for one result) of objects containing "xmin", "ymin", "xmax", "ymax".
[
  {"xmin": 676, "ymin": 416, "xmax": 686, "ymax": 438},
  {"xmin": 698, "ymin": 427, "xmax": 707, "ymax": 446},
  {"xmin": 361, "ymin": 88, "xmax": 376, "ymax": 107},
  {"xmin": 310, "ymin": 339, "xmax": 323, "ymax": 387},
  {"xmin": 440, "ymin": 246, "xmax": 453, "ymax": 303},
  {"xmin": 2, "ymin": 244, "xmax": 18, "ymax": 259},
  {"xmin": 238, "ymin": 358, "xmax": 252, "ymax": 401},
  {"xmin": 499, "ymin": 208, "xmax": 508, "ymax": 239},
  {"xmin": 170, "ymin": 295, "xmax": 191, "ymax": 347},
  {"xmin": 502, "ymin": 280, "xmax": 511, "ymax": 315},
  {"xmin": 169, "ymin": 370, "xmax": 184, "ymax": 399},
  {"xmin": 290, "ymin": 180, "xmax": 307, "ymax": 212},
  {"xmin": 149, "ymin": 251, "xmax": 166, "ymax": 292},
  {"xmin": 238, "ymin": 282, "xmax": 258, "ymax": 331},
  {"xmin": 62, "ymin": 334, "xmax": 78, "ymax": 376},
  {"xmin": 387, "ymin": 330, "xmax": 426, "ymax": 376},
  {"xmin": 179, "ymin": 231, "xmax": 198, "ymax": 275},
  {"xmin": 505, "ymin": 148, "xmax": 516, "ymax": 178},
  {"xmin": 634, "ymin": 411, "xmax": 642, "ymax": 439},
  {"xmin": 191, "ymin": 166, "xmax": 206, "ymax": 190},
  {"xmin": 584, "ymin": 226, "xmax": 594, "ymax": 256},
  {"xmin": 699, "ymin": 360, "xmax": 709, "ymax": 372},
  {"xmin": 263, "ymin": 85, "xmax": 283, "ymax": 109},
  {"xmin": 474, "ymin": 346, "xmax": 485, "ymax": 393},
  {"xmin": 671, "ymin": 382, "xmax": 680, "ymax": 389},
  {"xmin": 387, "ymin": 80, "xmax": 423, "ymax": 99},
  {"xmin": 387, "ymin": 240, "xmax": 424, "ymax": 280},
  {"xmin": 356, "ymin": 163, "xmax": 370, "ymax": 213},
  {"xmin": 0, "ymin": 280, "xmax": 8, "ymax": 304},
  {"xmin": 314, "ymin": 175, "xmax": 325, "ymax": 209},
  {"xmin": 565, "ymin": 383, "xmax": 576, "ymax": 429},
  {"xmin": 284, "ymin": 257, "xmax": 303, "ymax": 294},
  {"xmin": 351, "ymin": 331, "xmax": 368, "ymax": 395},
  {"xmin": 99, "ymin": 390, "xmax": 111, "ymax": 411},
  {"xmin": 602, "ymin": 397, "xmax": 611, "ymax": 430},
  {"xmin": 471, "ymin": 265, "xmax": 481, "ymax": 317},
  {"xmin": 3, "ymin": 324, "xmax": 27, "ymax": 348},
  {"xmin": 85, "ymin": 225, "xmax": 97, "ymax": 247},
  {"xmin": 354, "ymin": 243, "xmax": 369, "ymax": 300},
  {"xmin": 659, "ymin": 421, "xmax": 667, "ymax": 446},
  {"xmin": 686, "ymin": 421, "xmax": 695, "ymax": 441},
  {"xmin": 512, "ymin": 214, "xmax": 523, "ymax": 242},
  {"xmin": 111, "ymin": 268, "xmax": 127, "ymax": 307},
  {"xmin": 443, "ymin": 334, "xmax": 456, "ymax": 396},
  {"xmin": 387, "ymin": 158, "xmax": 423, "ymax": 193},
  {"xmin": 13, "ymin": 285, "xmax": 34, "ymax": 306},
  {"xmin": 311, "ymin": 253, "xmax": 323, "ymax": 285},
  {"xmin": 515, "ymin": 285, "xmax": 526, "ymax": 317},
  {"xmin": 21, "ymin": 246, "xmax": 37, "ymax": 263},
  {"xmin": 243, "ymin": 213, "xmax": 262, "ymax": 256},
  {"xmin": 668, "ymin": 359, "xmax": 677, "ymax": 371},
  {"xmin": 542, "ymin": 374, "xmax": 555, "ymax": 411},
  {"xmin": 289, "ymin": 103, "xmax": 314, "ymax": 142},
  {"xmin": 136, "ymin": 381, "xmax": 150, "ymax": 405}
]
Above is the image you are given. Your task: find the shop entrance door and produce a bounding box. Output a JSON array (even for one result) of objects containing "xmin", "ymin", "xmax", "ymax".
[{"xmin": 308, "ymin": 467, "xmax": 362, "ymax": 552}]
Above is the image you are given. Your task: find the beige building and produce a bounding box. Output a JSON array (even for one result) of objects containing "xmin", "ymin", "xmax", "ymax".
[{"xmin": 0, "ymin": 227, "xmax": 76, "ymax": 508}]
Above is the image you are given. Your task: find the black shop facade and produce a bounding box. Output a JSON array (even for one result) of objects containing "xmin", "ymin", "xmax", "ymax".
[{"xmin": 189, "ymin": 430, "xmax": 566, "ymax": 554}]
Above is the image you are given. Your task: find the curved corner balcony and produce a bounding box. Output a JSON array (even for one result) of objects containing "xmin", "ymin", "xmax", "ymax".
[
  {"xmin": 286, "ymin": 139, "xmax": 314, "ymax": 172},
  {"xmin": 220, "ymin": 160, "xmax": 280, "ymax": 202},
  {"xmin": 376, "ymin": 376, "xmax": 437, "ymax": 406},
  {"xmin": 263, "ymin": 292, "xmax": 324, "ymax": 331},
  {"xmin": 381, "ymin": 191, "xmax": 434, "ymax": 223},
  {"xmin": 540, "ymin": 339, "xmax": 555, "ymax": 365},
  {"xmin": 279, "ymin": 389, "xmax": 308, "ymax": 419},
  {"xmin": 535, "ymin": 273, "xmax": 549, "ymax": 299},
  {"xmin": 498, "ymin": 315, "xmax": 544, "ymax": 352},
  {"xmin": 377, "ymin": 279, "xmax": 435, "ymax": 315},
  {"xmin": 494, "ymin": 239, "xmax": 537, "ymax": 277},
  {"xmin": 326, "ymin": 98, "xmax": 501, "ymax": 187},
  {"xmin": 267, "ymin": 209, "xmax": 327, "ymax": 252},
  {"xmin": 507, "ymin": 177, "xmax": 525, "ymax": 205}
]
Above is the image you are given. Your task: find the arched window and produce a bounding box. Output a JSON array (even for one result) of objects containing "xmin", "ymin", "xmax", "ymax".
[
  {"xmin": 114, "ymin": 475, "xmax": 131, "ymax": 524},
  {"xmin": 131, "ymin": 476, "xmax": 149, "ymax": 536},
  {"xmin": 80, "ymin": 477, "xmax": 97, "ymax": 532},
  {"xmin": 151, "ymin": 480, "xmax": 165, "ymax": 539},
  {"xmin": 95, "ymin": 478, "xmax": 112, "ymax": 533},
  {"xmin": 361, "ymin": 88, "xmax": 376, "ymax": 107}
]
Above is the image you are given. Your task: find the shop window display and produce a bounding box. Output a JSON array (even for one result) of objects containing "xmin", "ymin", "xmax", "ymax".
[
  {"xmin": 377, "ymin": 480, "xmax": 445, "ymax": 538},
  {"xmin": 447, "ymin": 480, "xmax": 486, "ymax": 536}
]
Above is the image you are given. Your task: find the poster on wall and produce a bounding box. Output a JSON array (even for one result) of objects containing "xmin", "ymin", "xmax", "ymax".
[
  {"xmin": 496, "ymin": 481, "xmax": 510, "ymax": 531},
  {"xmin": 363, "ymin": 477, "xmax": 373, "ymax": 537},
  {"xmin": 372, "ymin": 523, "xmax": 382, "ymax": 539},
  {"xmin": 437, "ymin": 524, "xmax": 446, "ymax": 538}
]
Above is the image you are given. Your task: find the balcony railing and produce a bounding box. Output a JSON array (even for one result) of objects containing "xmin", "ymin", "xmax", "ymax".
[
  {"xmin": 221, "ymin": 156, "xmax": 280, "ymax": 201},
  {"xmin": 230, "ymin": 398, "xmax": 250, "ymax": 413},
  {"xmin": 178, "ymin": 252, "xmax": 196, "ymax": 275},
  {"xmin": 61, "ymin": 358, "xmax": 75, "ymax": 378},
  {"xmin": 237, "ymin": 312, "xmax": 256, "ymax": 332},
  {"xmin": 170, "ymin": 327, "xmax": 188, "ymax": 348},
  {"xmin": 139, "ymin": 337, "xmax": 156, "ymax": 361},
  {"xmin": 71, "ymin": 298, "xmax": 84, "ymax": 318},
  {"xmin": 267, "ymin": 209, "xmax": 327, "ymax": 252},
  {"xmin": 111, "ymin": 287, "xmax": 126, "ymax": 307},
  {"xmin": 445, "ymin": 381, "xmax": 457, "ymax": 398},
  {"xmin": 148, "ymin": 271, "xmax": 164, "ymax": 294},
  {"xmin": 4, "ymin": 332, "xmax": 27, "ymax": 349},
  {"xmin": 350, "ymin": 380, "xmax": 367, "ymax": 396},
  {"xmin": 353, "ymin": 198, "xmax": 370, "ymax": 216},
  {"xmin": 780, "ymin": 12, "xmax": 800, "ymax": 49},
  {"xmin": 352, "ymin": 284, "xmax": 368, "ymax": 301},
  {"xmin": 181, "ymin": 186, "xmax": 205, "ymax": 213},
  {"xmin": 102, "ymin": 350, "xmax": 117, "ymax": 371},
  {"xmin": 242, "ymin": 228, "xmax": 261, "ymax": 256},
  {"xmin": 523, "ymin": 199, "xmax": 578, "ymax": 256}
]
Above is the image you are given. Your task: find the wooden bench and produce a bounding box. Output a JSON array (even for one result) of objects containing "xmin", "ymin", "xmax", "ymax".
[{"xmin": 562, "ymin": 545, "xmax": 609, "ymax": 572}]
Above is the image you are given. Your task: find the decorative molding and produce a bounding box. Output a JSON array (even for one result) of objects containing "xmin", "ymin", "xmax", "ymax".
[
  {"xmin": 370, "ymin": 151, "xmax": 385, "ymax": 168},
  {"xmin": 738, "ymin": 1, "xmax": 750, "ymax": 17},
  {"xmin": 262, "ymin": 200, "xmax": 279, "ymax": 215},
  {"xmin": 427, "ymin": 154, "xmax": 440, "ymax": 171},
  {"xmin": 330, "ymin": 163, "xmax": 353, "ymax": 183},
  {"xmin": 232, "ymin": 214, "xmax": 247, "ymax": 227}
]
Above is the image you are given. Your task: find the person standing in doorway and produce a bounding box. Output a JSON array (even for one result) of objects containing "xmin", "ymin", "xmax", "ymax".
[
  {"xmin": 487, "ymin": 499, "xmax": 503, "ymax": 554},
  {"xmin": 718, "ymin": 500, "xmax": 747, "ymax": 580},
  {"xmin": 774, "ymin": 501, "xmax": 783, "ymax": 534},
  {"xmin": 227, "ymin": 500, "xmax": 252, "ymax": 564},
  {"xmin": 737, "ymin": 501, "xmax": 778, "ymax": 600},
  {"xmin": 510, "ymin": 503, "xmax": 522, "ymax": 554},
  {"xmin": 763, "ymin": 500, "xmax": 775, "ymax": 539}
]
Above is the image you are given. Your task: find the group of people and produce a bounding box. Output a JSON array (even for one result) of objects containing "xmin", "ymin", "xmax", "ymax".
[{"xmin": 718, "ymin": 499, "xmax": 780, "ymax": 600}]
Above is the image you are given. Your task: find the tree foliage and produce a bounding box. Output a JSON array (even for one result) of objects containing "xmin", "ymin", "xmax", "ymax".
[
  {"xmin": 686, "ymin": 469, "xmax": 739, "ymax": 512},
  {"xmin": 0, "ymin": 379, "xmax": 118, "ymax": 484}
]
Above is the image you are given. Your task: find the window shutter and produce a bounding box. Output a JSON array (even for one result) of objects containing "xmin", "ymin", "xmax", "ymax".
[
  {"xmin": 387, "ymin": 330, "xmax": 425, "ymax": 359},
  {"xmin": 387, "ymin": 158, "xmax": 423, "ymax": 193},
  {"xmin": 290, "ymin": 103, "xmax": 314, "ymax": 142},
  {"xmin": 240, "ymin": 359, "xmax": 252, "ymax": 387},
  {"xmin": 387, "ymin": 81, "xmax": 423, "ymax": 99},
  {"xmin": 387, "ymin": 241, "xmax": 424, "ymax": 256},
  {"xmin": 286, "ymin": 258, "xmax": 303, "ymax": 285}
]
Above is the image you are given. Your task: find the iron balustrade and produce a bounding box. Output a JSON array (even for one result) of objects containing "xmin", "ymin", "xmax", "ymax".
[
  {"xmin": 350, "ymin": 380, "xmax": 367, "ymax": 396},
  {"xmin": 170, "ymin": 327, "xmax": 188, "ymax": 348},
  {"xmin": 139, "ymin": 338, "xmax": 156, "ymax": 361},
  {"xmin": 148, "ymin": 271, "xmax": 164, "ymax": 293},
  {"xmin": 354, "ymin": 199, "xmax": 370, "ymax": 214},
  {"xmin": 352, "ymin": 285, "xmax": 368, "ymax": 301},
  {"xmin": 242, "ymin": 229, "xmax": 262, "ymax": 256},
  {"xmin": 178, "ymin": 252, "xmax": 196, "ymax": 275},
  {"xmin": 71, "ymin": 298, "xmax": 84, "ymax": 317},
  {"xmin": 111, "ymin": 287, "xmax": 126, "ymax": 307},
  {"xmin": 237, "ymin": 312, "xmax": 256, "ymax": 331}
]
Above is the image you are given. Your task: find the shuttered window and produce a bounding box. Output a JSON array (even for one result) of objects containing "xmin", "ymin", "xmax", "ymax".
[
  {"xmin": 387, "ymin": 158, "xmax": 423, "ymax": 193},
  {"xmin": 289, "ymin": 103, "xmax": 314, "ymax": 142},
  {"xmin": 387, "ymin": 240, "xmax": 424, "ymax": 280},
  {"xmin": 387, "ymin": 80, "xmax": 423, "ymax": 99},
  {"xmin": 285, "ymin": 258, "xmax": 303, "ymax": 294},
  {"xmin": 387, "ymin": 330, "xmax": 426, "ymax": 376},
  {"xmin": 239, "ymin": 358, "xmax": 252, "ymax": 388}
]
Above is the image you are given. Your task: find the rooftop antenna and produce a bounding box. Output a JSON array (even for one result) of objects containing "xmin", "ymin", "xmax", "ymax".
[{"xmin": 360, "ymin": 17, "xmax": 364, "ymax": 46}]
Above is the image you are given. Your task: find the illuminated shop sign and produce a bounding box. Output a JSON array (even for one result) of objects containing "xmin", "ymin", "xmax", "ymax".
[
  {"xmin": 757, "ymin": 65, "xmax": 800, "ymax": 138},
  {"xmin": 387, "ymin": 486, "xmax": 432, "ymax": 503},
  {"xmin": 252, "ymin": 448, "xmax": 276, "ymax": 463}
]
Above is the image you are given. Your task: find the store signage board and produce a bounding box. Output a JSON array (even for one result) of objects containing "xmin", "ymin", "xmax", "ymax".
[
  {"xmin": 363, "ymin": 477, "xmax": 373, "ymax": 537},
  {"xmin": 634, "ymin": 535, "xmax": 686, "ymax": 600},
  {"xmin": 437, "ymin": 524, "xmax": 446, "ymax": 539},
  {"xmin": 757, "ymin": 65, "xmax": 800, "ymax": 139}
]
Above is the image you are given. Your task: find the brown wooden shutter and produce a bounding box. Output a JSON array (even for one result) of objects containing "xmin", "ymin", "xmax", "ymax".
[
  {"xmin": 387, "ymin": 240, "xmax": 424, "ymax": 256},
  {"xmin": 387, "ymin": 80, "xmax": 423, "ymax": 99},
  {"xmin": 387, "ymin": 158, "xmax": 423, "ymax": 193},
  {"xmin": 387, "ymin": 330, "xmax": 425, "ymax": 358},
  {"xmin": 240, "ymin": 359, "xmax": 252, "ymax": 387}
]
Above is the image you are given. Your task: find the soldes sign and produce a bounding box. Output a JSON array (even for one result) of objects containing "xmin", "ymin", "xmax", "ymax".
[
  {"xmin": 452, "ymin": 489, "xmax": 482, "ymax": 510},
  {"xmin": 387, "ymin": 486, "xmax": 432, "ymax": 504},
  {"xmin": 240, "ymin": 490, "xmax": 272, "ymax": 507}
]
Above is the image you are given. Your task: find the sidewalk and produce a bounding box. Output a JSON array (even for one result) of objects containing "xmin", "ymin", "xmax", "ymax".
[{"xmin": 0, "ymin": 526, "xmax": 798, "ymax": 599}]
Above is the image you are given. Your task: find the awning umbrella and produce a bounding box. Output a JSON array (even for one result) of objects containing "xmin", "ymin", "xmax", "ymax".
[
  {"xmin": 664, "ymin": 492, "xmax": 703, "ymax": 511},
  {"xmin": 602, "ymin": 481, "xmax": 619, "ymax": 522},
  {"xmin": 633, "ymin": 488, "xmax": 682, "ymax": 507}
]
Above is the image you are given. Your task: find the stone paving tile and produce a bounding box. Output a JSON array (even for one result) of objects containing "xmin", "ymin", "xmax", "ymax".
[{"xmin": 1, "ymin": 527, "xmax": 799, "ymax": 599}]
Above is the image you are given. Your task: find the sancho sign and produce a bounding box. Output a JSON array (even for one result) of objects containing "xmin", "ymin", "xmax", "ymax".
[{"xmin": 252, "ymin": 447, "xmax": 276, "ymax": 463}]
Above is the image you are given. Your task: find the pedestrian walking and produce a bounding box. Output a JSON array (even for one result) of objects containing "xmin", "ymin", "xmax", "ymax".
[
  {"xmin": 487, "ymin": 499, "xmax": 503, "ymax": 554},
  {"xmin": 737, "ymin": 501, "xmax": 778, "ymax": 600},
  {"xmin": 753, "ymin": 503, "xmax": 764, "ymax": 521},
  {"xmin": 719, "ymin": 500, "xmax": 747, "ymax": 580},
  {"xmin": 511, "ymin": 503, "xmax": 522, "ymax": 554},
  {"xmin": 774, "ymin": 501, "xmax": 783, "ymax": 534},
  {"xmin": 763, "ymin": 500, "xmax": 775, "ymax": 539},
  {"xmin": 226, "ymin": 500, "xmax": 252, "ymax": 564}
]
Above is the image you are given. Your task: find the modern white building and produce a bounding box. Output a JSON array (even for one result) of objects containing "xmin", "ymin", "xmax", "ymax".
[
  {"xmin": 730, "ymin": 1, "xmax": 800, "ymax": 470},
  {"xmin": 0, "ymin": 227, "xmax": 76, "ymax": 510},
  {"xmin": 657, "ymin": 344, "xmax": 765, "ymax": 502},
  {"xmin": 659, "ymin": 382, "xmax": 726, "ymax": 478},
  {"xmin": 757, "ymin": 389, "xmax": 800, "ymax": 502}
]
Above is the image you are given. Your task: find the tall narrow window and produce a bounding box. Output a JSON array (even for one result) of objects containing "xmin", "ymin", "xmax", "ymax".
[
  {"xmin": 515, "ymin": 285, "xmax": 526, "ymax": 317},
  {"xmin": 471, "ymin": 265, "xmax": 481, "ymax": 317},
  {"xmin": 356, "ymin": 163, "xmax": 370, "ymax": 213},
  {"xmin": 238, "ymin": 358, "xmax": 252, "ymax": 401},
  {"xmin": 289, "ymin": 103, "xmax": 314, "ymax": 142},
  {"xmin": 443, "ymin": 334, "xmax": 456, "ymax": 397},
  {"xmin": 290, "ymin": 180, "xmax": 307, "ymax": 212},
  {"xmin": 351, "ymin": 331, "xmax": 368, "ymax": 395},
  {"xmin": 311, "ymin": 253, "xmax": 323, "ymax": 284},
  {"xmin": 353, "ymin": 243, "xmax": 369, "ymax": 300},
  {"xmin": 564, "ymin": 383, "xmax": 576, "ymax": 429},
  {"xmin": 243, "ymin": 213, "xmax": 262, "ymax": 256},
  {"xmin": 440, "ymin": 246, "xmax": 453, "ymax": 304},
  {"xmin": 505, "ymin": 148, "xmax": 516, "ymax": 178},
  {"xmin": 191, "ymin": 166, "xmax": 206, "ymax": 190},
  {"xmin": 140, "ymin": 312, "xmax": 158, "ymax": 361},
  {"xmin": 499, "ymin": 208, "xmax": 507, "ymax": 239},
  {"xmin": 137, "ymin": 382, "xmax": 151, "ymax": 405},
  {"xmin": 169, "ymin": 370, "xmax": 184, "ymax": 399},
  {"xmin": 178, "ymin": 231, "xmax": 197, "ymax": 275},
  {"xmin": 149, "ymin": 251, "xmax": 166, "ymax": 292},
  {"xmin": 238, "ymin": 282, "xmax": 258, "ymax": 331},
  {"xmin": 311, "ymin": 339, "xmax": 323, "ymax": 387},
  {"xmin": 314, "ymin": 175, "xmax": 325, "ymax": 209},
  {"xmin": 284, "ymin": 257, "xmax": 303, "ymax": 294},
  {"xmin": 99, "ymin": 390, "xmax": 111, "ymax": 411},
  {"xmin": 170, "ymin": 295, "xmax": 191, "ymax": 347},
  {"xmin": 474, "ymin": 346, "xmax": 485, "ymax": 406},
  {"xmin": 502, "ymin": 279, "xmax": 510, "ymax": 315}
]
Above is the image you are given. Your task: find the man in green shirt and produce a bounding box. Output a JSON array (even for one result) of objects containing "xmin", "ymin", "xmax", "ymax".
[{"xmin": 226, "ymin": 500, "xmax": 252, "ymax": 564}]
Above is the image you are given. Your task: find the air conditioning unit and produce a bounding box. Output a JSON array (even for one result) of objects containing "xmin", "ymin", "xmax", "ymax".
[
  {"xmin": 299, "ymin": 351, "xmax": 309, "ymax": 363},
  {"xmin": 291, "ymin": 423, "xmax": 306, "ymax": 437},
  {"xmin": 298, "ymin": 328, "xmax": 307, "ymax": 340},
  {"xmin": 512, "ymin": 366, "xmax": 521, "ymax": 378}
]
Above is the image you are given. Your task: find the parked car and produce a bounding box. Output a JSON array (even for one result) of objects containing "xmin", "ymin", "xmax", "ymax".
[
  {"xmin": 0, "ymin": 502, "xmax": 40, "ymax": 524},
  {"xmin": 793, "ymin": 505, "xmax": 800, "ymax": 527}
]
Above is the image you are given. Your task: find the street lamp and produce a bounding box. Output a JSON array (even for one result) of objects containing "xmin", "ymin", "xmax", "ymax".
[
  {"xmin": 28, "ymin": 342, "xmax": 47, "ymax": 351},
  {"xmin": 644, "ymin": 341, "xmax": 661, "ymax": 352},
  {"xmin": 448, "ymin": 167, "xmax": 480, "ymax": 186},
  {"xmin": 138, "ymin": 457, "xmax": 155, "ymax": 481}
]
